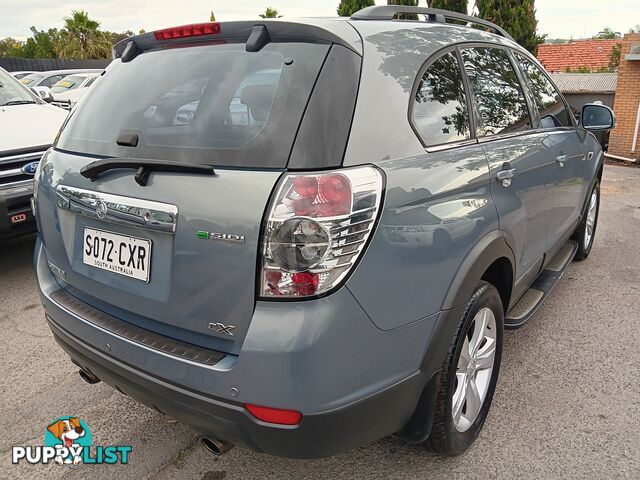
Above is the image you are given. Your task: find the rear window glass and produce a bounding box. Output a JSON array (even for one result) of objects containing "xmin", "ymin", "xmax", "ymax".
[
  {"xmin": 57, "ymin": 42, "xmax": 329, "ymax": 168},
  {"xmin": 461, "ymin": 47, "xmax": 532, "ymax": 137},
  {"xmin": 412, "ymin": 51, "xmax": 470, "ymax": 146}
]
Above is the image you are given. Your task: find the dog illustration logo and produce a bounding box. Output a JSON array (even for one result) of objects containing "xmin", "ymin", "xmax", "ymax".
[{"xmin": 45, "ymin": 416, "xmax": 92, "ymax": 465}]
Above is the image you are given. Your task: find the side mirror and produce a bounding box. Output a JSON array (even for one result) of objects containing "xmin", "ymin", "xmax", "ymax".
[
  {"xmin": 581, "ymin": 103, "xmax": 615, "ymax": 131},
  {"xmin": 31, "ymin": 86, "xmax": 53, "ymax": 103}
]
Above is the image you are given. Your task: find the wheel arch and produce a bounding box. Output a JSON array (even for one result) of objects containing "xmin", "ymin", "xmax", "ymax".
[{"xmin": 442, "ymin": 230, "xmax": 516, "ymax": 312}]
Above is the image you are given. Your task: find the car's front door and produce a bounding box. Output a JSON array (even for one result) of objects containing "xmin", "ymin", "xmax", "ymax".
[
  {"xmin": 460, "ymin": 45, "xmax": 554, "ymax": 293},
  {"xmin": 514, "ymin": 53, "xmax": 589, "ymax": 252}
]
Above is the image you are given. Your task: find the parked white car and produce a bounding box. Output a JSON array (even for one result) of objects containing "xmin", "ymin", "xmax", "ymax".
[
  {"xmin": 51, "ymin": 72, "xmax": 101, "ymax": 110},
  {"xmin": 0, "ymin": 67, "xmax": 67, "ymax": 238}
]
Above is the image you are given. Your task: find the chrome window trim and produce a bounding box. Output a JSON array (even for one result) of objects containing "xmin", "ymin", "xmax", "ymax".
[{"xmin": 56, "ymin": 185, "xmax": 179, "ymax": 234}]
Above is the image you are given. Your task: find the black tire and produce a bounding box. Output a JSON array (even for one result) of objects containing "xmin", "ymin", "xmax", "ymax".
[
  {"xmin": 425, "ymin": 281, "xmax": 504, "ymax": 455},
  {"xmin": 572, "ymin": 180, "xmax": 600, "ymax": 261}
]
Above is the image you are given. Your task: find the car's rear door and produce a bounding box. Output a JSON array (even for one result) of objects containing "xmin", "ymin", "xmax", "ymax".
[
  {"xmin": 514, "ymin": 53, "xmax": 590, "ymax": 251},
  {"xmin": 459, "ymin": 45, "xmax": 555, "ymax": 294}
]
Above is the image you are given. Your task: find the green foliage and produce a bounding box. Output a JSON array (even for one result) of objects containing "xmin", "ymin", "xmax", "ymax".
[
  {"xmin": 427, "ymin": 0, "xmax": 467, "ymax": 14},
  {"xmin": 593, "ymin": 27, "xmax": 620, "ymax": 39},
  {"xmin": 56, "ymin": 10, "xmax": 112, "ymax": 59},
  {"xmin": 259, "ymin": 7, "xmax": 282, "ymax": 18},
  {"xmin": 0, "ymin": 37, "xmax": 26, "ymax": 57},
  {"xmin": 387, "ymin": 0, "xmax": 419, "ymax": 20},
  {"xmin": 475, "ymin": 0, "xmax": 545, "ymax": 54},
  {"xmin": 337, "ymin": 0, "xmax": 375, "ymax": 16},
  {"xmin": 22, "ymin": 27, "xmax": 60, "ymax": 58},
  {"xmin": 609, "ymin": 44, "xmax": 621, "ymax": 71},
  {"xmin": 210, "ymin": 11, "xmax": 216, "ymax": 22}
]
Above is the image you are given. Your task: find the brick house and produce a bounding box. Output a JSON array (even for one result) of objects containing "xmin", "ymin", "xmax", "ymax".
[
  {"xmin": 608, "ymin": 34, "xmax": 640, "ymax": 161},
  {"xmin": 537, "ymin": 39, "xmax": 622, "ymax": 73}
]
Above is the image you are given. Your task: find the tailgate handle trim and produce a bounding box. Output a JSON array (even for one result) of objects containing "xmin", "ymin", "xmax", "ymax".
[{"xmin": 56, "ymin": 185, "xmax": 178, "ymax": 234}]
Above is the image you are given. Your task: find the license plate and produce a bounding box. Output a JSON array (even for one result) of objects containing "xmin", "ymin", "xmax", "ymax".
[{"xmin": 83, "ymin": 227, "xmax": 152, "ymax": 282}]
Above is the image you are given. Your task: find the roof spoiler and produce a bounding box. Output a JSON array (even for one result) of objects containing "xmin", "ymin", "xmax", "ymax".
[
  {"xmin": 350, "ymin": 5, "xmax": 514, "ymax": 41},
  {"xmin": 112, "ymin": 21, "xmax": 363, "ymax": 61}
]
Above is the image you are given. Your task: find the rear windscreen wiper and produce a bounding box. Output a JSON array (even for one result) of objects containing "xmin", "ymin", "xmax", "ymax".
[{"xmin": 80, "ymin": 158, "xmax": 215, "ymax": 186}]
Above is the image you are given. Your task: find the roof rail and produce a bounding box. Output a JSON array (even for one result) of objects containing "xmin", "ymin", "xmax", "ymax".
[{"xmin": 350, "ymin": 5, "xmax": 514, "ymax": 42}]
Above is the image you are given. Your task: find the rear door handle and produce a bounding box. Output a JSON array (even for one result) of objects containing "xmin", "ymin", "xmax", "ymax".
[{"xmin": 556, "ymin": 155, "xmax": 567, "ymax": 166}]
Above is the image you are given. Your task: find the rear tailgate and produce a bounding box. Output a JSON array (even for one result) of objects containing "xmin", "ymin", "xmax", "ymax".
[
  {"xmin": 39, "ymin": 149, "xmax": 280, "ymax": 354},
  {"xmin": 36, "ymin": 32, "xmax": 348, "ymax": 354}
]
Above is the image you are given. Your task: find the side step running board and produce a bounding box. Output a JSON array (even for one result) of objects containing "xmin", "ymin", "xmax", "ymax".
[{"xmin": 505, "ymin": 241, "xmax": 578, "ymax": 329}]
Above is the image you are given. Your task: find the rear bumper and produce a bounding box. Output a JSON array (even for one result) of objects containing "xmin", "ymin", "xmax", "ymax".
[
  {"xmin": 36, "ymin": 239, "xmax": 447, "ymax": 458},
  {"xmin": 0, "ymin": 181, "xmax": 35, "ymax": 239},
  {"xmin": 47, "ymin": 314, "xmax": 426, "ymax": 458}
]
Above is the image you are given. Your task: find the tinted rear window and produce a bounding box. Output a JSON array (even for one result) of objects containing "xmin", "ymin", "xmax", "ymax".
[
  {"xmin": 461, "ymin": 47, "xmax": 532, "ymax": 137},
  {"xmin": 57, "ymin": 42, "xmax": 329, "ymax": 168}
]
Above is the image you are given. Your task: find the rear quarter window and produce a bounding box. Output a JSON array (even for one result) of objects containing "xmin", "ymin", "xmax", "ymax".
[
  {"xmin": 56, "ymin": 42, "xmax": 329, "ymax": 168},
  {"xmin": 411, "ymin": 51, "xmax": 471, "ymax": 146}
]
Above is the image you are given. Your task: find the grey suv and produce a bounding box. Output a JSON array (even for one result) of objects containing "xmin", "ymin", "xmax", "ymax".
[{"xmin": 34, "ymin": 6, "xmax": 615, "ymax": 458}]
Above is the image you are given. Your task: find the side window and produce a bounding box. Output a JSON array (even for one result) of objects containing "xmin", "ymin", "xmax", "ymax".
[
  {"xmin": 461, "ymin": 47, "xmax": 532, "ymax": 137},
  {"xmin": 85, "ymin": 77, "xmax": 97, "ymax": 87},
  {"xmin": 412, "ymin": 51, "xmax": 470, "ymax": 146},
  {"xmin": 41, "ymin": 75, "xmax": 63, "ymax": 88},
  {"xmin": 515, "ymin": 53, "xmax": 574, "ymax": 128}
]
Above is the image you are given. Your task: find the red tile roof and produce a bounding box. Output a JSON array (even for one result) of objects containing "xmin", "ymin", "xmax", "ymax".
[{"xmin": 537, "ymin": 39, "xmax": 622, "ymax": 73}]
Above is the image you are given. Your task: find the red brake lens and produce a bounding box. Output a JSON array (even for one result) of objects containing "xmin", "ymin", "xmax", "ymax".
[
  {"xmin": 244, "ymin": 404, "xmax": 302, "ymax": 425},
  {"xmin": 291, "ymin": 272, "xmax": 319, "ymax": 296},
  {"xmin": 154, "ymin": 23, "xmax": 221, "ymax": 40},
  {"xmin": 291, "ymin": 173, "xmax": 351, "ymax": 217}
]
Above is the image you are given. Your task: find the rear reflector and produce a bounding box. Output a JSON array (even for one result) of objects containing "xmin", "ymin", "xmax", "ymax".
[
  {"xmin": 244, "ymin": 404, "xmax": 302, "ymax": 425},
  {"xmin": 154, "ymin": 23, "xmax": 221, "ymax": 40}
]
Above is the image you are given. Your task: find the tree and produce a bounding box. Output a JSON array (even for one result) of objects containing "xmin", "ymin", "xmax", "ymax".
[
  {"xmin": 337, "ymin": 0, "xmax": 374, "ymax": 17},
  {"xmin": 476, "ymin": 0, "xmax": 545, "ymax": 54},
  {"xmin": 593, "ymin": 27, "xmax": 621, "ymax": 39},
  {"xmin": 21, "ymin": 27, "xmax": 60, "ymax": 58},
  {"xmin": 56, "ymin": 10, "xmax": 112, "ymax": 59},
  {"xmin": 387, "ymin": 0, "xmax": 419, "ymax": 20},
  {"xmin": 210, "ymin": 11, "xmax": 216, "ymax": 22},
  {"xmin": 0, "ymin": 38, "xmax": 25, "ymax": 57},
  {"xmin": 259, "ymin": 7, "xmax": 282, "ymax": 18},
  {"xmin": 427, "ymin": 0, "xmax": 467, "ymax": 14},
  {"xmin": 108, "ymin": 30, "xmax": 135, "ymax": 45}
]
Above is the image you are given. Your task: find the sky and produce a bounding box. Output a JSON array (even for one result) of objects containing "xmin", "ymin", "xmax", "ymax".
[{"xmin": 0, "ymin": 0, "xmax": 638, "ymax": 41}]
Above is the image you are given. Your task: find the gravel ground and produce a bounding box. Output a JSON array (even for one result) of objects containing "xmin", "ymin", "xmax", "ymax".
[{"xmin": 1, "ymin": 165, "xmax": 638, "ymax": 480}]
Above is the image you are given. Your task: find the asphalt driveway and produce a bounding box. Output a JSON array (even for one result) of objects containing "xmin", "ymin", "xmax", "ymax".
[{"xmin": 1, "ymin": 165, "xmax": 638, "ymax": 479}]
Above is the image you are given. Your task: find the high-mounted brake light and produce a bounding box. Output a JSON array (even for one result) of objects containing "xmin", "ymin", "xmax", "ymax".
[
  {"xmin": 244, "ymin": 404, "xmax": 302, "ymax": 425},
  {"xmin": 154, "ymin": 23, "xmax": 221, "ymax": 41},
  {"xmin": 260, "ymin": 166, "xmax": 384, "ymax": 298}
]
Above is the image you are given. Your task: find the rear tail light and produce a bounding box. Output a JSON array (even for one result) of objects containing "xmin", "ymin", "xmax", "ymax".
[
  {"xmin": 260, "ymin": 166, "xmax": 384, "ymax": 298},
  {"xmin": 154, "ymin": 23, "xmax": 221, "ymax": 40},
  {"xmin": 244, "ymin": 404, "xmax": 302, "ymax": 425}
]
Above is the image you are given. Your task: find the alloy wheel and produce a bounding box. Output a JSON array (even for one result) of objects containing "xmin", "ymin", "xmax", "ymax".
[{"xmin": 452, "ymin": 307, "xmax": 497, "ymax": 432}]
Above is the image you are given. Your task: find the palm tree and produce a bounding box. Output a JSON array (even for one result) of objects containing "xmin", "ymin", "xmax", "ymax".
[
  {"xmin": 259, "ymin": 7, "xmax": 282, "ymax": 18},
  {"xmin": 56, "ymin": 10, "xmax": 112, "ymax": 59}
]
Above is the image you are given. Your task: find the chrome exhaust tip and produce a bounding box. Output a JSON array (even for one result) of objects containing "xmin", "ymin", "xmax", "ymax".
[
  {"xmin": 199, "ymin": 436, "xmax": 234, "ymax": 456},
  {"xmin": 78, "ymin": 368, "xmax": 101, "ymax": 384}
]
